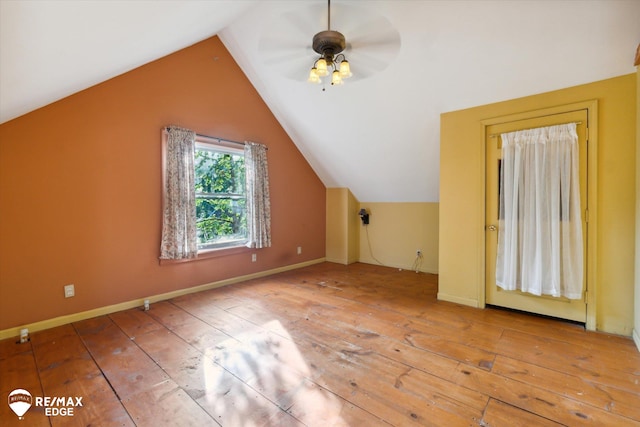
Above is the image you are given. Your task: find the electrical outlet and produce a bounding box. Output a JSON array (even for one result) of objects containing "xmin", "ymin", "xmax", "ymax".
[
  {"xmin": 251, "ymin": 253, "xmax": 257, "ymax": 262},
  {"xmin": 19, "ymin": 328, "xmax": 29, "ymax": 344},
  {"xmin": 64, "ymin": 284, "xmax": 75, "ymax": 298},
  {"xmin": 416, "ymin": 249, "xmax": 422, "ymax": 257},
  {"xmin": 297, "ymin": 246, "xmax": 302, "ymax": 255}
]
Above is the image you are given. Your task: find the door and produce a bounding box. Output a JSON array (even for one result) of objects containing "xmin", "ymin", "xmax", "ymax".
[{"xmin": 485, "ymin": 109, "xmax": 588, "ymax": 322}]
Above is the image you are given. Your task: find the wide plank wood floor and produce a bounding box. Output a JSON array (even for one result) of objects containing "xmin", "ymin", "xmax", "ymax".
[{"xmin": 1, "ymin": 262, "xmax": 639, "ymax": 426}]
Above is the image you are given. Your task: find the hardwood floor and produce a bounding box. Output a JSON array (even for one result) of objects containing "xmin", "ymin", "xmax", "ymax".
[{"xmin": 1, "ymin": 262, "xmax": 639, "ymax": 426}]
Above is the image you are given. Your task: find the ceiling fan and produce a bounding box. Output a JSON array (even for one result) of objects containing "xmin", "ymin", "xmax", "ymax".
[
  {"xmin": 258, "ymin": 0, "xmax": 401, "ymax": 86},
  {"xmin": 307, "ymin": 0, "xmax": 351, "ymax": 85}
]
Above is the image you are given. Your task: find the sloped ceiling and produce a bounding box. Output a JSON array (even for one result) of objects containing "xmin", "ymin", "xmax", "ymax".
[{"xmin": 1, "ymin": 1, "xmax": 638, "ymax": 202}]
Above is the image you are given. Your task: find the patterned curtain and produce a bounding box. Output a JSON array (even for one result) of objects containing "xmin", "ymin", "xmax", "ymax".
[
  {"xmin": 244, "ymin": 142, "xmax": 271, "ymax": 249},
  {"xmin": 160, "ymin": 126, "xmax": 198, "ymax": 259}
]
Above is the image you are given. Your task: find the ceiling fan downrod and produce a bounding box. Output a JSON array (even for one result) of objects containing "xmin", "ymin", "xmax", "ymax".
[{"xmin": 308, "ymin": 0, "xmax": 351, "ymax": 85}]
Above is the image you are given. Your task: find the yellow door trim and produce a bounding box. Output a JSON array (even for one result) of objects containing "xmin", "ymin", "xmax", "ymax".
[{"xmin": 481, "ymin": 100, "xmax": 598, "ymax": 330}]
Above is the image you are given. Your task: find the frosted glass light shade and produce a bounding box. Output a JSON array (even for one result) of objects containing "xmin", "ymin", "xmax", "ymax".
[
  {"xmin": 331, "ymin": 70, "xmax": 343, "ymax": 85},
  {"xmin": 316, "ymin": 58, "xmax": 328, "ymax": 76},
  {"xmin": 339, "ymin": 60, "xmax": 352, "ymax": 78},
  {"xmin": 308, "ymin": 68, "xmax": 321, "ymax": 84}
]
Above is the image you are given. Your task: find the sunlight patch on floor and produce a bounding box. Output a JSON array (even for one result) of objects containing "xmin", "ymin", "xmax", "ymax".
[{"xmin": 203, "ymin": 319, "xmax": 349, "ymax": 425}]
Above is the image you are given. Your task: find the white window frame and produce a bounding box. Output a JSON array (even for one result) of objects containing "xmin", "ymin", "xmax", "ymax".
[{"xmin": 194, "ymin": 136, "xmax": 247, "ymax": 251}]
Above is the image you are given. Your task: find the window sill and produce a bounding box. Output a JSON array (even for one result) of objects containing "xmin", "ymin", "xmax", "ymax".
[{"xmin": 159, "ymin": 245, "xmax": 251, "ymax": 265}]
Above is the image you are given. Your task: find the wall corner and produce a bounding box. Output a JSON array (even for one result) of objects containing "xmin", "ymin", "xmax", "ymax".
[{"xmin": 326, "ymin": 188, "xmax": 360, "ymax": 265}]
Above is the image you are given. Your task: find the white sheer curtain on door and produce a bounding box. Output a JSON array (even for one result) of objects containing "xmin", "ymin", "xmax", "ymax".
[
  {"xmin": 160, "ymin": 126, "xmax": 198, "ymax": 260},
  {"xmin": 244, "ymin": 142, "xmax": 271, "ymax": 249},
  {"xmin": 496, "ymin": 123, "xmax": 583, "ymax": 299}
]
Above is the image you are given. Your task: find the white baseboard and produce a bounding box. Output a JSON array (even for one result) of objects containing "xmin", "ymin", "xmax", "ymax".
[
  {"xmin": 437, "ymin": 292, "xmax": 480, "ymax": 308},
  {"xmin": 325, "ymin": 257, "xmax": 351, "ymax": 265},
  {"xmin": 633, "ymin": 328, "xmax": 640, "ymax": 352},
  {"xmin": 357, "ymin": 260, "xmax": 438, "ymax": 275},
  {"xmin": 0, "ymin": 258, "xmax": 325, "ymax": 341}
]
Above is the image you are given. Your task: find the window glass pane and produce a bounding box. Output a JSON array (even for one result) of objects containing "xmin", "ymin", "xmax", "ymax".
[{"xmin": 194, "ymin": 145, "xmax": 247, "ymax": 249}]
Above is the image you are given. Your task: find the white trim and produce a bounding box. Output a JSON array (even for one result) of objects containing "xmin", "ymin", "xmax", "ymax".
[
  {"xmin": 358, "ymin": 260, "xmax": 438, "ymax": 275},
  {"xmin": 0, "ymin": 258, "xmax": 325, "ymax": 340},
  {"xmin": 633, "ymin": 328, "xmax": 640, "ymax": 352},
  {"xmin": 437, "ymin": 292, "xmax": 479, "ymax": 308}
]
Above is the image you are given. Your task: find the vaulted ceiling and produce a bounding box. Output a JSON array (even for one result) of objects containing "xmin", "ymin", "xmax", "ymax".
[{"xmin": 1, "ymin": 1, "xmax": 638, "ymax": 202}]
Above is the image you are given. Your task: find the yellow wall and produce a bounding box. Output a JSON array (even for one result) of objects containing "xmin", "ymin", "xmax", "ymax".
[
  {"xmin": 358, "ymin": 202, "xmax": 439, "ymax": 273},
  {"xmin": 326, "ymin": 188, "xmax": 359, "ymax": 264},
  {"xmin": 635, "ymin": 64, "xmax": 640, "ymax": 348},
  {"xmin": 440, "ymin": 74, "xmax": 636, "ymax": 336},
  {"xmin": 326, "ymin": 188, "xmax": 348, "ymax": 264},
  {"xmin": 348, "ymin": 192, "xmax": 360, "ymax": 264},
  {"xmin": 326, "ymin": 190, "xmax": 439, "ymax": 273}
]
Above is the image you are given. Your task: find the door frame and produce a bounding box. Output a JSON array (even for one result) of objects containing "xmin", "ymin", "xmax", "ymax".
[{"xmin": 480, "ymin": 100, "xmax": 598, "ymax": 331}]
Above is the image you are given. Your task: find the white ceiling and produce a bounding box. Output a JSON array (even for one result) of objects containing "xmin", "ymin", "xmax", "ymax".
[{"xmin": 1, "ymin": 1, "xmax": 638, "ymax": 202}]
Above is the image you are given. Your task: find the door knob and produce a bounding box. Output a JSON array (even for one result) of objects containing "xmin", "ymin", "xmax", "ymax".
[{"xmin": 487, "ymin": 225, "xmax": 497, "ymax": 231}]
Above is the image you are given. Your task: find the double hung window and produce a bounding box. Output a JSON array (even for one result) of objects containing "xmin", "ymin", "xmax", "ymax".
[{"xmin": 194, "ymin": 138, "xmax": 247, "ymax": 250}]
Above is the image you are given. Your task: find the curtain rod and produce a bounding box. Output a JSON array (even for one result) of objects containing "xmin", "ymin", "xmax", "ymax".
[
  {"xmin": 164, "ymin": 127, "xmax": 246, "ymax": 148},
  {"xmin": 489, "ymin": 121, "xmax": 583, "ymax": 138}
]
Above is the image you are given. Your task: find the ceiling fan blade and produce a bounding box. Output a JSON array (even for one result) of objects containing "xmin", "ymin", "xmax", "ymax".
[
  {"xmin": 346, "ymin": 37, "xmax": 400, "ymax": 66},
  {"xmin": 280, "ymin": 4, "xmax": 326, "ymax": 38},
  {"xmin": 259, "ymin": 38, "xmax": 310, "ymax": 61},
  {"xmin": 259, "ymin": 3, "xmax": 324, "ymax": 50},
  {"xmin": 340, "ymin": 13, "xmax": 397, "ymax": 40},
  {"xmin": 343, "ymin": 14, "xmax": 400, "ymax": 56},
  {"xmin": 348, "ymin": 30, "xmax": 401, "ymax": 53},
  {"xmin": 258, "ymin": 3, "xmax": 323, "ymax": 74},
  {"xmin": 260, "ymin": 45, "xmax": 314, "ymax": 80},
  {"xmin": 344, "ymin": 37, "xmax": 400, "ymax": 80},
  {"xmin": 344, "ymin": 51, "xmax": 386, "ymax": 81}
]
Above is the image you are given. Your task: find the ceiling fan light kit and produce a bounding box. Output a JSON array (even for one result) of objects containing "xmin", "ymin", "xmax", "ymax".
[{"xmin": 308, "ymin": 1, "xmax": 352, "ymax": 86}]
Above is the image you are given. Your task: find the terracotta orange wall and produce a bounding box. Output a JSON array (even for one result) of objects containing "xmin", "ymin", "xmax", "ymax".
[{"xmin": 0, "ymin": 36, "xmax": 326, "ymax": 330}]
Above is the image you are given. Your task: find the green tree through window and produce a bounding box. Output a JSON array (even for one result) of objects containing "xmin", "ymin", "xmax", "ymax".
[{"xmin": 194, "ymin": 142, "xmax": 247, "ymax": 249}]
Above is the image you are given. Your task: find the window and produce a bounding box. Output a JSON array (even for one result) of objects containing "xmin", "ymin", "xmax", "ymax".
[
  {"xmin": 160, "ymin": 126, "xmax": 270, "ymax": 261},
  {"xmin": 194, "ymin": 138, "xmax": 247, "ymax": 250}
]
